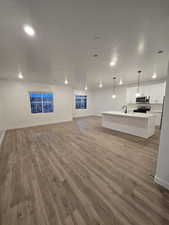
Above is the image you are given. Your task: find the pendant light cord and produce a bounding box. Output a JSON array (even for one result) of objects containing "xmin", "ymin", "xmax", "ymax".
[
  {"xmin": 113, "ymin": 77, "xmax": 116, "ymax": 94},
  {"xmin": 137, "ymin": 71, "xmax": 142, "ymax": 93}
]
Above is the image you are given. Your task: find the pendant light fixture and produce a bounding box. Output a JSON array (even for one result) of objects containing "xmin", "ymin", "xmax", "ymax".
[
  {"xmin": 18, "ymin": 71, "xmax": 23, "ymax": 79},
  {"xmin": 112, "ymin": 77, "xmax": 117, "ymax": 99},
  {"xmin": 99, "ymin": 81, "xmax": 103, "ymax": 88},
  {"xmin": 152, "ymin": 72, "xmax": 157, "ymax": 79},
  {"xmin": 84, "ymin": 84, "xmax": 88, "ymax": 91},
  {"xmin": 136, "ymin": 70, "xmax": 142, "ymax": 97},
  {"xmin": 119, "ymin": 79, "xmax": 123, "ymax": 85},
  {"xmin": 84, "ymin": 75, "xmax": 88, "ymax": 90},
  {"xmin": 17, "ymin": 65, "xmax": 24, "ymax": 79},
  {"xmin": 64, "ymin": 77, "xmax": 68, "ymax": 85}
]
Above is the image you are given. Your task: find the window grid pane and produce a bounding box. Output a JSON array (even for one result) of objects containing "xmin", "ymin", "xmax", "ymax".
[
  {"xmin": 29, "ymin": 92, "xmax": 54, "ymax": 114},
  {"xmin": 75, "ymin": 95, "xmax": 87, "ymax": 109}
]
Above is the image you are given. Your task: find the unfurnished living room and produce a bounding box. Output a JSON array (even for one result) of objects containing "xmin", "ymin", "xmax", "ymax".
[{"xmin": 0, "ymin": 0, "xmax": 169, "ymax": 225}]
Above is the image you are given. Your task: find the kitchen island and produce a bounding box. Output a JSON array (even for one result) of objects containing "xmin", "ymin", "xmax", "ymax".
[{"xmin": 102, "ymin": 111, "xmax": 155, "ymax": 138}]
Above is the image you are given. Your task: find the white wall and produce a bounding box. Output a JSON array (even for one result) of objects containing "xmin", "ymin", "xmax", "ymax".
[
  {"xmin": 0, "ymin": 98, "xmax": 4, "ymax": 130},
  {"xmin": 92, "ymin": 86, "xmax": 127, "ymax": 115},
  {"xmin": 155, "ymin": 67, "xmax": 169, "ymax": 190},
  {"xmin": 0, "ymin": 80, "xmax": 73, "ymax": 129},
  {"xmin": 73, "ymin": 90, "xmax": 94, "ymax": 118}
]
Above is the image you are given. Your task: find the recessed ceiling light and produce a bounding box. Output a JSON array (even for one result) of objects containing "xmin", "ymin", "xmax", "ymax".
[
  {"xmin": 93, "ymin": 54, "xmax": 99, "ymax": 58},
  {"xmin": 94, "ymin": 36, "xmax": 101, "ymax": 40},
  {"xmin": 152, "ymin": 72, "xmax": 157, "ymax": 79},
  {"xmin": 64, "ymin": 78, "xmax": 68, "ymax": 85},
  {"xmin": 157, "ymin": 50, "xmax": 164, "ymax": 54},
  {"xmin": 23, "ymin": 25, "xmax": 35, "ymax": 37},
  {"xmin": 110, "ymin": 61, "xmax": 116, "ymax": 67},
  {"xmin": 112, "ymin": 94, "xmax": 116, "ymax": 99},
  {"xmin": 18, "ymin": 72, "xmax": 23, "ymax": 79}
]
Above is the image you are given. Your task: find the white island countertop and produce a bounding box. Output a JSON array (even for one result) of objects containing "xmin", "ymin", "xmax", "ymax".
[
  {"xmin": 102, "ymin": 111, "xmax": 155, "ymax": 138},
  {"xmin": 102, "ymin": 111, "xmax": 154, "ymax": 119}
]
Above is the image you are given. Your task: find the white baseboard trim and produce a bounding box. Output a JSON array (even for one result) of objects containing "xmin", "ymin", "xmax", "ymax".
[
  {"xmin": 73, "ymin": 114, "xmax": 94, "ymax": 118},
  {"xmin": 93, "ymin": 114, "xmax": 102, "ymax": 117},
  {"xmin": 0, "ymin": 130, "xmax": 6, "ymax": 146},
  {"xmin": 154, "ymin": 175, "xmax": 169, "ymax": 190},
  {"xmin": 5, "ymin": 119, "xmax": 73, "ymax": 130}
]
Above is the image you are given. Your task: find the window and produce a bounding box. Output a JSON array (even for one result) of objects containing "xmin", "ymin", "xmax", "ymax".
[
  {"xmin": 29, "ymin": 92, "xmax": 53, "ymax": 114},
  {"xmin": 75, "ymin": 95, "xmax": 87, "ymax": 109}
]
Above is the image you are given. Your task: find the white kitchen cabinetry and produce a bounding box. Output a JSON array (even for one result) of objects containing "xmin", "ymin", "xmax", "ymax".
[
  {"xmin": 151, "ymin": 111, "xmax": 162, "ymax": 126},
  {"xmin": 126, "ymin": 87, "xmax": 137, "ymax": 104},
  {"xmin": 102, "ymin": 111, "xmax": 155, "ymax": 138},
  {"xmin": 127, "ymin": 82, "xmax": 166, "ymax": 104},
  {"xmin": 148, "ymin": 83, "xmax": 165, "ymax": 104}
]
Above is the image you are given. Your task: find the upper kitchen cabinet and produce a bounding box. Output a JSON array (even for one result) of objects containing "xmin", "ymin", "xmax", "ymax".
[
  {"xmin": 127, "ymin": 82, "xmax": 166, "ymax": 104},
  {"xmin": 126, "ymin": 86, "xmax": 137, "ymax": 103},
  {"xmin": 148, "ymin": 83, "xmax": 166, "ymax": 104}
]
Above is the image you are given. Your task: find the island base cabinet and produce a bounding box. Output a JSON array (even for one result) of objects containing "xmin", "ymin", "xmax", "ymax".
[{"xmin": 102, "ymin": 113, "xmax": 155, "ymax": 139}]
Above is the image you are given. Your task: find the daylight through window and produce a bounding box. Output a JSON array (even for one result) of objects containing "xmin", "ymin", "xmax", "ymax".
[
  {"xmin": 29, "ymin": 92, "xmax": 53, "ymax": 114},
  {"xmin": 75, "ymin": 95, "xmax": 87, "ymax": 109}
]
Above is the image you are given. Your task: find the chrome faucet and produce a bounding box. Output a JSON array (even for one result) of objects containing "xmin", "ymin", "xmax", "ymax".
[{"xmin": 122, "ymin": 105, "xmax": 128, "ymax": 114}]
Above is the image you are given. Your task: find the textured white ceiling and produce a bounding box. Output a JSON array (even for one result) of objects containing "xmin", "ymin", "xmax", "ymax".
[{"xmin": 0, "ymin": 0, "xmax": 169, "ymax": 89}]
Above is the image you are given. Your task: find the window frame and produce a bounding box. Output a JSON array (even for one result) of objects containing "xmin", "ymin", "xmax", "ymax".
[
  {"xmin": 75, "ymin": 95, "xmax": 87, "ymax": 110},
  {"xmin": 29, "ymin": 91, "xmax": 54, "ymax": 114}
]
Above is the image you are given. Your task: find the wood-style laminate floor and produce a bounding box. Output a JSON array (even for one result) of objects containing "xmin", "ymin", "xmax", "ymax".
[{"xmin": 0, "ymin": 116, "xmax": 169, "ymax": 225}]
